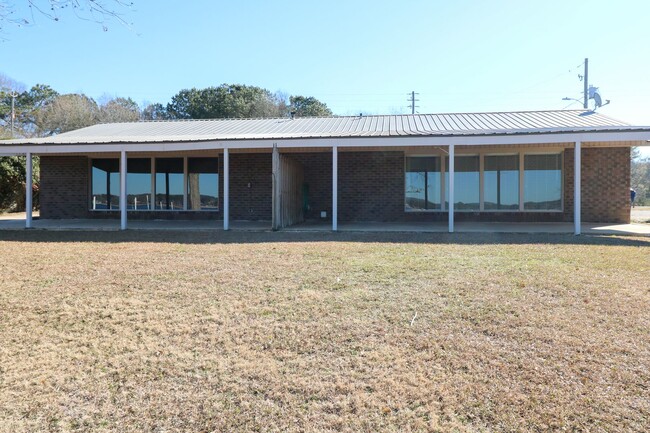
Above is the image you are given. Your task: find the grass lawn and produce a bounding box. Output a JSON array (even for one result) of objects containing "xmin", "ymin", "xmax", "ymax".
[{"xmin": 1, "ymin": 231, "xmax": 649, "ymax": 432}]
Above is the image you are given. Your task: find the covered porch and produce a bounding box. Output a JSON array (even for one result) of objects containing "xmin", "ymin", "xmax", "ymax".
[{"xmin": 6, "ymin": 138, "xmax": 645, "ymax": 235}]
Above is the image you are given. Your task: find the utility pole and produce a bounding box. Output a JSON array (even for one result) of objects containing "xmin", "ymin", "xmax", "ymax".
[
  {"xmin": 407, "ymin": 91, "xmax": 419, "ymax": 114},
  {"xmin": 10, "ymin": 92, "xmax": 17, "ymax": 138},
  {"xmin": 583, "ymin": 58, "xmax": 588, "ymax": 109}
]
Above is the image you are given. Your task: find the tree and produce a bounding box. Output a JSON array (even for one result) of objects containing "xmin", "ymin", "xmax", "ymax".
[
  {"xmin": 1, "ymin": 82, "xmax": 58, "ymax": 138},
  {"xmin": 289, "ymin": 95, "xmax": 333, "ymax": 117},
  {"xmin": 99, "ymin": 96, "xmax": 139, "ymax": 123},
  {"xmin": 36, "ymin": 93, "xmax": 100, "ymax": 135},
  {"xmin": 1, "ymin": 1, "xmax": 134, "ymax": 33},
  {"xmin": 0, "ymin": 155, "xmax": 38, "ymax": 211},
  {"xmin": 141, "ymin": 102, "xmax": 170, "ymax": 121},
  {"xmin": 166, "ymin": 84, "xmax": 284, "ymax": 120}
]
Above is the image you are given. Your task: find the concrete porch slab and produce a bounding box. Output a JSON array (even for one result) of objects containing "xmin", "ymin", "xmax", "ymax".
[
  {"xmin": 1, "ymin": 213, "xmax": 648, "ymax": 236},
  {"xmin": 285, "ymin": 220, "xmax": 650, "ymax": 236},
  {"xmin": 0, "ymin": 214, "xmax": 270, "ymax": 231}
]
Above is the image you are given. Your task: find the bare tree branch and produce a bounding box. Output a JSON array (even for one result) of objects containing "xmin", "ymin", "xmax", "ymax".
[{"xmin": 1, "ymin": 0, "xmax": 134, "ymax": 34}]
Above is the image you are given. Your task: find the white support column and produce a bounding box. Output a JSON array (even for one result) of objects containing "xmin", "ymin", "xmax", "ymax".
[
  {"xmin": 574, "ymin": 141, "xmax": 581, "ymax": 235},
  {"xmin": 120, "ymin": 150, "xmax": 127, "ymax": 230},
  {"xmin": 223, "ymin": 148, "xmax": 230, "ymax": 231},
  {"xmin": 25, "ymin": 152, "xmax": 32, "ymax": 229},
  {"xmin": 332, "ymin": 144, "xmax": 338, "ymax": 231},
  {"xmin": 448, "ymin": 144, "xmax": 455, "ymax": 233}
]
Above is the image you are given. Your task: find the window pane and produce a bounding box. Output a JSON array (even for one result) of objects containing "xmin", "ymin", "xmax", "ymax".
[
  {"xmin": 405, "ymin": 156, "xmax": 441, "ymax": 210},
  {"xmin": 445, "ymin": 156, "xmax": 480, "ymax": 210},
  {"xmin": 524, "ymin": 154, "xmax": 562, "ymax": 210},
  {"xmin": 127, "ymin": 158, "xmax": 152, "ymax": 210},
  {"xmin": 91, "ymin": 159, "xmax": 119, "ymax": 210},
  {"xmin": 484, "ymin": 155, "xmax": 519, "ymax": 210},
  {"xmin": 188, "ymin": 157, "xmax": 219, "ymax": 210},
  {"xmin": 155, "ymin": 158, "xmax": 184, "ymax": 210}
]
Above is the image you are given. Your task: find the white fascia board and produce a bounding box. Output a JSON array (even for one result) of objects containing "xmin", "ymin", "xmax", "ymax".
[{"xmin": 2, "ymin": 131, "xmax": 650, "ymax": 155}]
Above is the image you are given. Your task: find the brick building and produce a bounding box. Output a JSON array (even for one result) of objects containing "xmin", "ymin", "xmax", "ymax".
[{"xmin": 2, "ymin": 110, "xmax": 649, "ymax": 233}]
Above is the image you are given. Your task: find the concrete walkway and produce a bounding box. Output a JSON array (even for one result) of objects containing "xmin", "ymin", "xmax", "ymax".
[{"xmin": 1, "ymin": 213, "xmax": 649, "ymax": 235}]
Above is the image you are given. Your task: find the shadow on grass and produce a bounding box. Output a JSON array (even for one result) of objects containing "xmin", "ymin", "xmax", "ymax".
[{"xmin": 0, "ymin": 230, "xmax": 649, "ymax": 247}]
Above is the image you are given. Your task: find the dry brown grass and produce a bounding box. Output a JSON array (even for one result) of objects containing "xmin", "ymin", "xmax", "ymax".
[{"xmin": 1, "ymin": 231, "xmax": 649, "ymax": 432}]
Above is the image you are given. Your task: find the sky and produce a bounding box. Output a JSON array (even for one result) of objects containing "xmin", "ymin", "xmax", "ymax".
[{"xmin": 2, "ymin": 0, "xmax": 650, "ymax": 154}]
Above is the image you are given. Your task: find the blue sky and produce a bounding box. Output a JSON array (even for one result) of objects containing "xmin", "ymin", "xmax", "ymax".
[{"xmin": 2, "ymin": 1, "xmax": 649, "ymax": 152}]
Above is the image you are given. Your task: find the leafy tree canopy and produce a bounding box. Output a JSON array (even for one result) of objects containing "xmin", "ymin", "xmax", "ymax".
[
  {"xmin": 289, "ymin": 95, "xmax": 333, "ymax": 117},
  {"xmin": 0, "ymin": 82, "xmax": 58, "ymax": 138},
  {"xmin": 167, "ymin": 84, "xmax": 286, "ymax": 120},
  {"xmin": 141, "ymin": 102, "xmax": 170, "ymax": 121}
]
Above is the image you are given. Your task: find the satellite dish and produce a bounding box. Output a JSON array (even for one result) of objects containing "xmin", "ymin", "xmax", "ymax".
[
  {"xmin": 593, "ymin": 91, "xmax": 602, "ymax": 108},
  {"xmin": 588, "ymin": 85, "xmax": 610, "ymax": 110}
]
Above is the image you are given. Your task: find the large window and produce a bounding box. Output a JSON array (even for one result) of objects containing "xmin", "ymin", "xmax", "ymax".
[
  {"xmin": 127, "ymin": 159, "xmax": 152, "ymax": 210},
  {"xmin": 188, "ymin": 158, "xmax": 219, "ymax": 211},
  {"xmin": 445, "ymin": 155, "xmax": 480, "ymax": 210},
  {"xmin": 405, "ymin": 157, "xmax": 441, "ymax": 210},
  {"xmin": 155, "ymin": 158, "xmax": 184, "ymax": 210},
  {"xmin": 91, "ymin": 159, "xmax": 120, "ymax": 210},
  {"xmin": 524, "ymin": 154, "xmax": 562, "ymax": 210},
  {"xmin": 90, "ymin": 156, "xmax": 219, "ymax": 212},
  {"xmin": 484, "ymin": 155, "xmax": 519, "ymax": 210},
  {"xmin": 404, "ymin": 151, "xmax": 563, "ymax": 213}
]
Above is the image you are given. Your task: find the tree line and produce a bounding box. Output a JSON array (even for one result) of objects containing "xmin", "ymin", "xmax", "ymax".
[
  {"xmin": 1, "ymin": 77, "xmax": 333, "ymax": 139},
  {"xmin": 0, "ymin": 74, "xmax": 333, "ymax": 211}
]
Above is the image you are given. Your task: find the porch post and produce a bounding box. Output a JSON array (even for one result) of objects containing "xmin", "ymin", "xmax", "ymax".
[
  {"xmin": 271, "ymin": 144, "xmax": 281, "ymax": 230},
  {"xmin": 332, "ymin": 144, "xmax": 338, "ymax": 231},
  {"xmin": 120, "ymin": 150, "xmax": 127, "ymax": 230},
  {"xmin": 448, "ymin": 144, "xmax": 455, "ymax": 233},
  {"xmin": 223, "ymin": 148, "xmax": 229, "ymax": 230},
  {"xmin": 574, "ymin": 141, "xmax": 581, "ymax": 235},
  {"xmin": 25, "ymin": 152, "xmax": 32, "ymax": 229}
]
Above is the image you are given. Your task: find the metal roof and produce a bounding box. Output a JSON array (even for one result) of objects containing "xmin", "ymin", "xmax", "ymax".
[{"xmin": 2, "ymin": 110, "xmax": 646, "ymax": 145}]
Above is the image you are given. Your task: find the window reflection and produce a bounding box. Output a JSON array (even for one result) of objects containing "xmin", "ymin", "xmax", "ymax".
[
  {"xmin": 127, "ymin": 159, "xmax": 152, "ymax": 210},
  {"xmin": 155, "ymin": 158, "xmax": 184, "ymax": 210},
  {"xmin": 445, "ymin": 155, "xmax": 480, "ymax": 210},
  {"xmin": 524, "ymin": 154, "xmax": 562, "ymax": 210},
  {"xmin": 188, "ymin": 158, "xmax": 219, "ymax": 211},
  {"xmin": 91, "ymin": 159, "xmax": 120, "ymax": 210},
  {"xmin": 484, "ymin": 155, "xmax": 519, "ymax": 210},
  {"xmin": 405, "ymin": 157, "xmax": 441, "ymax": 210}
]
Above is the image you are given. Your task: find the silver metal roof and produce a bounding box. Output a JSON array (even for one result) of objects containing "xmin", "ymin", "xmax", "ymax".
[{"xmin": 2, "ymin": 110, "xmax": 646, "ymax": 145}]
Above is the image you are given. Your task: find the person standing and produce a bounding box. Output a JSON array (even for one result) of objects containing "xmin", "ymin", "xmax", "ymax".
[{"xmin": 630, "ymin": 188, "xmax": 637, "ymax": 207}]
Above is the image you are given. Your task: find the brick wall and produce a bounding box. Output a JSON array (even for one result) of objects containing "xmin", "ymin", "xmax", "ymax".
[
  {"xmin": 339, "ymin": 151, "xmax": 405, "ymax": 221},
  {"xmin": 564, "ymin": 147, "xmax": 630, "ymax": 223},
  {"xmin": 40, "ymin": 156, "xmax": 89, "ymax": 219},
  {"xmin": 229, "ymin": 152, "xmax": 272, "ymax": 220}
]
